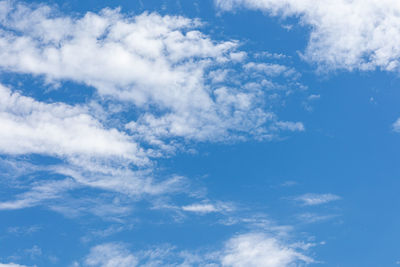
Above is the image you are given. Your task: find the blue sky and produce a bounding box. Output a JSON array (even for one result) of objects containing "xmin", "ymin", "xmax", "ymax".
[{"xmin": 0, "ymin": 0, "xmax": 400, "ymax": 266}]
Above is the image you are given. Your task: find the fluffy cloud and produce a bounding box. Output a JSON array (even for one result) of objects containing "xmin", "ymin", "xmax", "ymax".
[
  {"xmin": 216, "ymin": 0, "xmax": 400, "ymax": 72},
  {"xmin": 0, "ymin": 1, "xmax": 306, "ymax": 213},
  {"xmin": 0, "ymin": 84, "xmax": 146, "ymax": 163},
  {"xmin": 82, "ymin": 232, "xmax": 313, "ymax": 267},
  {"xmin": 0, "ymin": 84, "xmax": 184, "ymax": 211},
  {"xmin": 0, "ymin": 1, "xmax": 313, "ymax": 227},
  {"xmin": 293, "ymin": 193, "xmax": 341, "ymax": 206},
  {"xmin": 0, "ymin": 1, "xmax": 303, "ymax": 145},
  {"xmin": 221, "ymin": 233, "xmax": 313, "ymax": 267}
]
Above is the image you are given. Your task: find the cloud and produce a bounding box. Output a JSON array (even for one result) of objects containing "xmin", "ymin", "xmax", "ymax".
[
  {"xmin": 0, "ymin": 1, "xmax": 303, "ymax": 145},
  {"xmin": 0, "ymin": 84, "xmax": 146, "ymax": 164},
  {"xmin": 80, "ymin": 214, "xmax": 315, "ymax": 266},
  {"xmin": 7, "ymin": 225, "xmax": 41, "ymax": 236},
  {"xmin": 0, "ymin": 264, "xmax": 29, "ymax": 267},
  {"xmin": 297, "ymin": 213, "xmax": 338, "ymax": 224},
  {"xmin": 0, "ymin": 84, "xmax": 184, "ymax": 211},
  {"xmin": 302, "ymin": 94, "xmax": 320, "ymax": 112},
  {"xmin": 181, "ymin": 203, "xmax": 222, "ymax": 213},
  {"xmin": 274, "ymin": 121, "xmax": 305, "ymax": 132},
  {"xmin": 293, "ymin": 193, "xmax": 341, "ymax": 206},
  {"xmin": 24, "ymin": 245, "xmax": 42, "ymax": 259},
  {"xmin": 220, "ymin": 232, "xmax": 313, "ymax": 267},
  {"xmin": 243, "ymin": 62, "xmax": 298, "ymax": 77},
  {"xmin": 85, "ymin": 243, "xmax": 138, "ymax": 267},
  {"xmin": 0, "ymin": 178, "xmax": 76, "ymax": 210},
  {"xmin": 392, "ymin": 118, "xmax": 400, "ymax": 132},
  {"xmin": 216, "ymin": 0, "xmax": 400, "ymax": 72},
  {"xmin": 0, "ymin": 1, "xmax": 306, "ymax": 215},
  {"xmin": 307, "ymin": 94, "xmax": 320, "ymax": 101},
  {"xmin": 181, "ymin": 201, "xmax": 235, "ymax": 214},
  {"xmin": 82, "ymin": 231, "xmax": 313, "ymax": 267}
]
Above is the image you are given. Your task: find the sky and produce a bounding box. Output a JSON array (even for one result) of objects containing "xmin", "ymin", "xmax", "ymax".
[{"xmin": 0, "ymin": 0, "xmax": 400, "ymax": 266}]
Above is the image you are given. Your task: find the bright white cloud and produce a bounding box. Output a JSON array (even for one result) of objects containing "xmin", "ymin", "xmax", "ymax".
[
  {"xmin": 294, "ymin": 193, "xmax": 341, "ymax": 206},
  {"xmin": 82, "ymin": 232, "xmax": 313, "ymax": 267},
  {"xmin": 221, "ymin": 232, "xmax": 313, "ymax": 267},
  {"xmin": 181, "ymin": 203, "xmax": 220, "ymax": 213},
  {"xmin": 216, "ymin": 0, "xmax": 400, "ymax": 72},
  {"xmin": 0, "ymin": 84, "xmax": 146, "ymax": 164}
]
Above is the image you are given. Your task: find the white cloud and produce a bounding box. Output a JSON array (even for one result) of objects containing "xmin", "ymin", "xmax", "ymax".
[
  {"xmin": 82, "ymin": 232, "xmax": 313, "ymax": 267},
  {"xmin": 0, "ymin": 84, "xmax": 146, "ymax": 163},
  {"xmin": 297, "ymin": 213, "xmax": 338, "ymax": 224},
  {"xmin": 244, "ymin": 62, "xmax": 296, "ymax": 77},
  {"xmin": 85, "ymin": 243, "xmax": 138, "ymax": 267},
  {"xmin": 0, "ymin": 178, "xmax": 76, "ymax": 210},
  {"xmin": 0, "ymin": 1, "xmax": 303, "ymax": 145},
  {"xmin": 216, "ymin": 0, "xmax": 400, "ymax": 72},
  {"xmin": 24, "ymin": 245, "xmax": 42, "ymax": 259},
  {"xmin": 307, "ymin": 94, "xmax": 320, "ymax": 101},
  {"xmin": 0, "ymin": 264, "xmax": 29, "ymax": 267},
  {"xmin": 220, "ymin": 232, "xmax": 313, "ymax": 267},
  {"xmin": 181, "ymin": 201, "xmax": 234, "ymax": 214},
  {"xmin": 393, "ymin": 118, "xmax": 400, "ymax": 132},
  {"xmin": 274, "ymin": 121, "xmax": 305, "ymax": 132},
  {"xmin": 181, "ymin": 203, "xmax": 220, "ymax": 213},
  {"xmin": 7, "ymin": 225, "xmax": 41, "ymax": 236},
  {"xmin": 0, "ymin": 1, "xmax": 305, "ymax": 216},
  {"xmin": 293, "ymin": 193, "xmax": 341, "ymax": 206},
  {"xmin": 0, "ymin": 84, "xmax": 185, "ymax": 211}
]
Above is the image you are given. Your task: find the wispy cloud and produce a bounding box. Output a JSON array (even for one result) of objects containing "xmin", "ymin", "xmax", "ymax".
[
  {"xmin": 392, "ymin": 118, "xmax": 400, "ymax": 133},
  {"xmin": 84, "ymin": 243, "xmax": 138, "ymax": 267},
  {"xmin": 0, "ymin": 263, "xmax": 29, "ymax": 267},
  {"xmin": 297, "ymin": 212, "xmax": 339, "ymax": 224},
  {"xmin": 0, "ymin": 178, "xmax": 77, "ymax": 210},
  {"xmin": 181, "ymin": 201, "xmax": 235, "ymax": 214},
  {"xmin": 293, "ymin": 193, "xmax": 341, "ymax": 206},
  {"xmin": 7, "ymin": 225, "xmax": 41, "ymax": 236}
]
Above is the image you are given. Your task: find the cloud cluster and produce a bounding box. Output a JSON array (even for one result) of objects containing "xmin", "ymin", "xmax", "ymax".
[
  {"xmin": 0, "ymin": 83, "xmax": 183, "ymax": 210},
  {"xmin": 83, "ymin": 232, "xmax": 313, "ymax": 267},
  {"xmin": 0, "ymin": 1, "xmax": 302, "ymax": 145},
  {"xmin": 216, "ymin": 0, "xmax": 400, "ymax": 72},
  {"xmin": 0, "ymin": 0, "xmax": 305, "ymax": 213}
]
